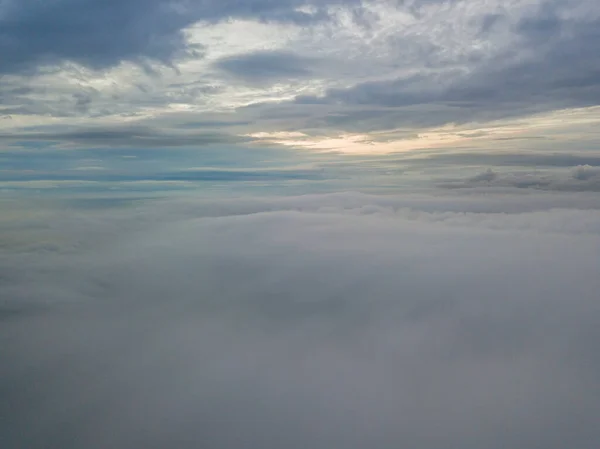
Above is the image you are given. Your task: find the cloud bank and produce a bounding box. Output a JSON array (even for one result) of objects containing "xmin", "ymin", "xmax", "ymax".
[
  {"xmin": 2, "ymin": 191, "xmax": 600, "ymax": 449},
  {"xmin": 442, "ymin": 165, "xmax": 600, "ymax": 191}
]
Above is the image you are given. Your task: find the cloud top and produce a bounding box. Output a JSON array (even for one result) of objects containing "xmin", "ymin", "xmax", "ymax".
[{"xmin": 1, "ymin": 191, "xmax": 600, "ymax": 448}]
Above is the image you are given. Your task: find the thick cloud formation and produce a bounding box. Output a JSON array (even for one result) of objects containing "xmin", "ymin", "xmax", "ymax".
[
  {"xmin": 286, "ymin": 0, "xmax": 600, "ymax": 128},
  {"xmin": 1, "ymin": 192, "xmax": 600, "ymax": 449},
  {"xmin": 0, "ymin": 0, "xmax": 199, "ymax": 74},
  {"xmin": 0, "ymin": 0, "xmax": 350, "ymax": 74},
  {"xmin": 298, "ymin": 15, "xmax": 600, "ymax": 126},
  {"xmin": 215, "ymin": 50, "xmax": 317, "ymax": 84},
  {"xmin": 2, "ymin": 0, "xmax": 600, "ymax": 145}
]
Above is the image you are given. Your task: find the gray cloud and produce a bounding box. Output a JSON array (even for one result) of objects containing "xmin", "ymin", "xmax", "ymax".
[
  {"xmin": 2, "ymin": 0, "xmax": 599, "ymax": 138},
  {"xmin": 0, "ymin": 0, "xmax": 200, "ymax": 74},
  {"xmin": 215, "ymin": 50, "xmax": 317, "ymax": 84},
  {"xmin": 0, "ymin": 167, "xmax": 325, "ymax": 183},
  {"xmin": 0, "ymin": 124, "xmax": 250, "ymax": 148},
  {"xmin": 174, "ymin": 120, "xmax": 252, "ymax": 129},
  {"xmin": 287, "ymin": 1, "xmax": 600, "ymax": 129},
  {"xmin": 440, "ymin": 165, "xmax": 600, "ymax": 192},
  {"xmin": 1, "ymin": 192, "xmax": 600, "ymax": 448},
  {"xmin": 409, "ymin": 152, "xmax": 600, "ymax": 169},
  {"xmin": 0, "ymin": 0, "xmax": 356, "ymax": 75}
]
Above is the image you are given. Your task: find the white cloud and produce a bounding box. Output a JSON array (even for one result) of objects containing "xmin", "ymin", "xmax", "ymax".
[{"xmin": 1, "ymin": 191, "xmax": 600, "ymax": 448}]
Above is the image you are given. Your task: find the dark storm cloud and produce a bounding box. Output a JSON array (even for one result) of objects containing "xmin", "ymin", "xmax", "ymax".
[
  {"xmin": 0, "ymin": 0, "xmax": 356, "ymax": 75},
  {"xmin": 214, "ymin": 50, "xmax": 317, "ymax": 84}
]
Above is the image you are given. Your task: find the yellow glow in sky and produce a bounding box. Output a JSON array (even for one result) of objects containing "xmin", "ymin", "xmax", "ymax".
[{"xmin": 247, "ymin": 106, "xmax": 600, "ymax": 155}]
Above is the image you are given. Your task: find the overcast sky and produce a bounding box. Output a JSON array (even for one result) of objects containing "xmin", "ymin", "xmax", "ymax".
[
  {"xmin": 2, "ymin": 1, "xmax": 600, "ymax": 448},
  {"xmin": 1, "ymin": 0, "xmax": 600, "ymax": 156}
]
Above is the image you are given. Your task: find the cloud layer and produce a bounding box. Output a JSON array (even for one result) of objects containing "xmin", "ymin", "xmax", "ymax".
[
  {"xmin": 441, "ymin": 165, "xmax": 600, "ymax": 192},
  {"xmin": 0, "ymin": 0, "xmax": 345, "ymax": 75},
  {"xmin": 2, "ymin": 191, "xmax": 600, "ymax": 448},
  {"xmin": 2, "ymin": 2, "xmax": 600, "ymax": 445},
  {"xmin": 2, "ymin": 0, "xmax": 600, "ymax": 152}
]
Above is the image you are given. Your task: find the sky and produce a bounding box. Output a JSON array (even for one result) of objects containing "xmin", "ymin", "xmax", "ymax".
[
  {"xmin": 1, "ymin": 1, "xmax": 600, "ymax": 448},
  {"xmin": 2, "ymin": 0, "xmax": 600, "ymax": 196}
]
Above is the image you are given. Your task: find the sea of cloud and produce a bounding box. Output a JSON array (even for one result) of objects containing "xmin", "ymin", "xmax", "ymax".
[{"xmin": 1, "ymin": 190, "xmax": 600, "ymax": 448}]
